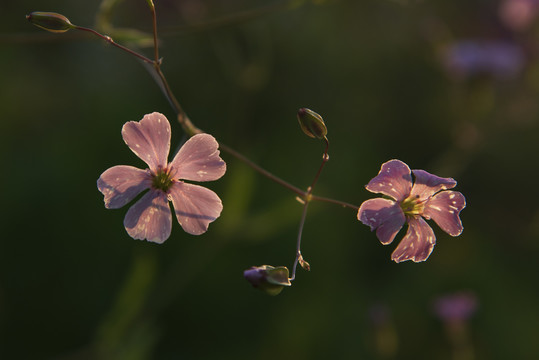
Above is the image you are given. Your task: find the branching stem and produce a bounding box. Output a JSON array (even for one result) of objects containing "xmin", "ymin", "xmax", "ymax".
[{"xmin": 74, "ymin": 5, "xmax": 361, "ymax": 279}]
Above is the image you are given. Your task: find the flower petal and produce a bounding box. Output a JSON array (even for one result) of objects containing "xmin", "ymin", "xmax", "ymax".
[
  {"xmin": 410, "ymin": 169, "xmax": 457, "ymax": 200},
  {"xmin": 97, "ymin": 165, "xmax": 150, "ymax": 209},
  {"xmin": 169, "ymin": 182, "xmax": 223, "ymax": 235},
  {"xmin": 357, "ymin": 198, "xmax": 406, "ymax": 245},
  {"xmin": 123, "ymin": 190, "xmax": 172, "ymax": 243},
  {"xmin": 423, "ymin": 191, "xmax": 466, "ymax": 236},
  {"xmin": 365, "ymin": 159, "xmax": 412, "ymax": 201},
  {"xmin": 122, "ymin": 112, "xmax": 171, "ymax": 171},
  {"xmin": 170, "ymin": 133, "xmax": 226, "ymax": 182},
  {"xmin": 391, "ymin": 217, "xmax": 436, "ymax": 263}
]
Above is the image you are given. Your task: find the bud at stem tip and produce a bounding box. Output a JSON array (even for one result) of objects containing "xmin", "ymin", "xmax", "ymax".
[
  {"xmin": 26, "ymin": 12, "xmax": 75, "ymax": 33},
  {"xmin": 297, "ymin": 108, "xmax": 328, "ymax": 139}
]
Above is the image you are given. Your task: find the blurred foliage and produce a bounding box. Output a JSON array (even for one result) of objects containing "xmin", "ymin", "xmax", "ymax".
[{"xmin": 1, "ymin": 0, "xmax": 539, "ymax": 359}]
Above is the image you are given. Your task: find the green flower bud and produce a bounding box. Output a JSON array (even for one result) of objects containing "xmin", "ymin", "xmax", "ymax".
[
  {"xmin": 26, "ymin": 12, "xmax": 75, "ymax": 33},
  {"xmin": 244, "ymin": 265, "xmax": 291, "ymax": 296},
  {"xmin": 297, "ymin": 108, "xmax": 327, "ymax": 139}
]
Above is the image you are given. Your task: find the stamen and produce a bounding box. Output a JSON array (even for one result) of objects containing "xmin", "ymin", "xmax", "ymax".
[
  {"xmin": 400, "ymin": 195, "xmax": 426, "ymax": 216},
  {"xmin": 151, "ymin": 166, "xmax": 175, "ymax": 191}
]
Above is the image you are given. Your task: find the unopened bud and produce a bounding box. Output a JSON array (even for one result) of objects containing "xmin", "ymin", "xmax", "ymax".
[
  {"xmin": 26, "ymin": 12, "xmax": 75, "ymax": 33},
  {"xmin": 297, "ymin": 108, "xmax": 327, "ymax": 139},
  {"xmin": 244, "ymin": 265, "xmax": 291, "ymax": 296}
]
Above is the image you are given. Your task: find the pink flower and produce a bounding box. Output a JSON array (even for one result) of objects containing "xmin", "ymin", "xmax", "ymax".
[
  {"xmin": 357, "ymin": 160, "xmax": 465, "ymax": 263},
  {"xmin": 499, "ymin": 0, "xmax": 539, "ymax": 31},
  {"xmin": 97, "ymin": 112, "xmax": 226, "ymax": 243}
]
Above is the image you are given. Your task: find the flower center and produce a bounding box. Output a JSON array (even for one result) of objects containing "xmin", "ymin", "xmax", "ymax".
[
  {"xmin": 400, "ymin": 195, "xmax": 425, "ymax": 216},
  {"xmin": 151, "ymin": 166, "xmax": 175, "ymax": 192}
]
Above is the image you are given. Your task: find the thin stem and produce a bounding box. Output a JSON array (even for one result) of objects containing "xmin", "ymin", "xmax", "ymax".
[
  {"xmin": 290, "ymin": 201, "xmax": 310, "ymax": 282},
  {"xmin": 73, "ymin": 26, "xmax": 153, "ymax": 64},
  {"xmin": 143, "ymin": 6, "xmax": 200, "ymax": 137},
  {"xmin": 310, "ymin": 195, "xmax": 359, "ymax": 211},
  {"xmin": 218, "ymin": 142, "xmax": 305, "ymax": 197},
  {"xmin": 307, "ymin": 136, "xmax": 330, "ymax": 195},
  {"xmin": 75, "ymin": 22, "xmax": 200, "ymax": 138},
  {"xmin": 153, "ymin": 66, "xmax": 201, "ymax": 136},
  {"xmin": 289, "ymin": 137, "xmax": 330, "ymax": 281},
  {"xmin": 147, "ymin": 0, "xmax": 159, "ymax": 63}
]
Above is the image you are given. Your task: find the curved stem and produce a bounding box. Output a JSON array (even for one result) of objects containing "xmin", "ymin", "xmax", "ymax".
[
  {"xmin": 290, "ymin": 200, "xmax": 310, "ymax": 281},
  {"xmin": 307, "ymin": 136, "xmax": 330, "ymax": 195},
  {"xmin": 289, "ymin": 136, "xmax": 331, "ymax": 281}
]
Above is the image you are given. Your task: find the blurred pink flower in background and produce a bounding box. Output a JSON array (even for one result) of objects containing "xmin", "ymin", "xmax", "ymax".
[
  {"xmin": 499, "ymin": 0, "xmax": 539, "ymax": 31},
  {"xmin": 433, "ymin": 292, "xmax": 478, "ymax": 324},
  {"xmin": 433, "ymin": 291, "xmax": 478, "ymax": 359}
]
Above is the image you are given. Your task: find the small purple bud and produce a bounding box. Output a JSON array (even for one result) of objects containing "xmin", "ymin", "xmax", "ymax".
[
  {"xmin": 26, "ymin": 12, "xmax": 75, "ymax": 33},
  {"xmin": 243, "ymin": 265, "xmax": 291, "ymax": 296},
  {"xmin": 297, "ymin": 108, "xmax": 327, "ymax": 139}
]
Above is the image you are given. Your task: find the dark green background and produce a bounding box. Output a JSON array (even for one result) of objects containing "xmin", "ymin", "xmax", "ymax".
[{"xmin": 2, "ymin": 0, "xmax": 538, "ymax": 359}]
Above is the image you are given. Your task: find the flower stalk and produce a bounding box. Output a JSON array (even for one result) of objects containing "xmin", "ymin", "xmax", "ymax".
[
  {"xmin": 290, "ymin": 200, "xmax": 310, "ymax": 281},
  {"xmin": 289, "ymin": 125, "xmax": 330, "ymax": 282}
]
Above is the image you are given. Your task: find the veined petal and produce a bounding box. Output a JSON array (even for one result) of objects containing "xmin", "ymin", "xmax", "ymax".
[
  {"xmin": 391, "ymin": 217, "xmax": 436, "ymax": 263},
  {"xmin": 365, "ymin": 159, "xmax": 412, "ymax": 201},
  {"xmin": 170, "ymin": 134, "xmax": 226, "ymax": 182},
  {"xmin": 122, "ymin": 112, "xmax": 171, "ymax": 171},
  {"xmin": 423, "ymin": 191, "xmax": 466, "ymax": 236},
  {"xmin": 124, "ymin": 190, "xmax": 172, "ymax": 243},
  {"xmin": 410, "ymin": 169, "xmax": 457, "ymax": 201},
  {"xmin": 169, "ymin": 182, "xmax": 223, "ymax": 235},
  {"xmin": 357, "ymin": 198, "xmax": 406, "ymax": 245},
  {"xmin": 97, "ymin": 165, "xmax": 150, "ymax": 209}
]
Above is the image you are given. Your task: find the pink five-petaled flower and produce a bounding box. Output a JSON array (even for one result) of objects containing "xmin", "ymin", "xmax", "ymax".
[
  {"xmin": 357, "ymin": 160, "xmax": 466, "ymax": 263},
  {"xmin": 97, "ymin": 112, "xmax": 226, "ymax": 243}
]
